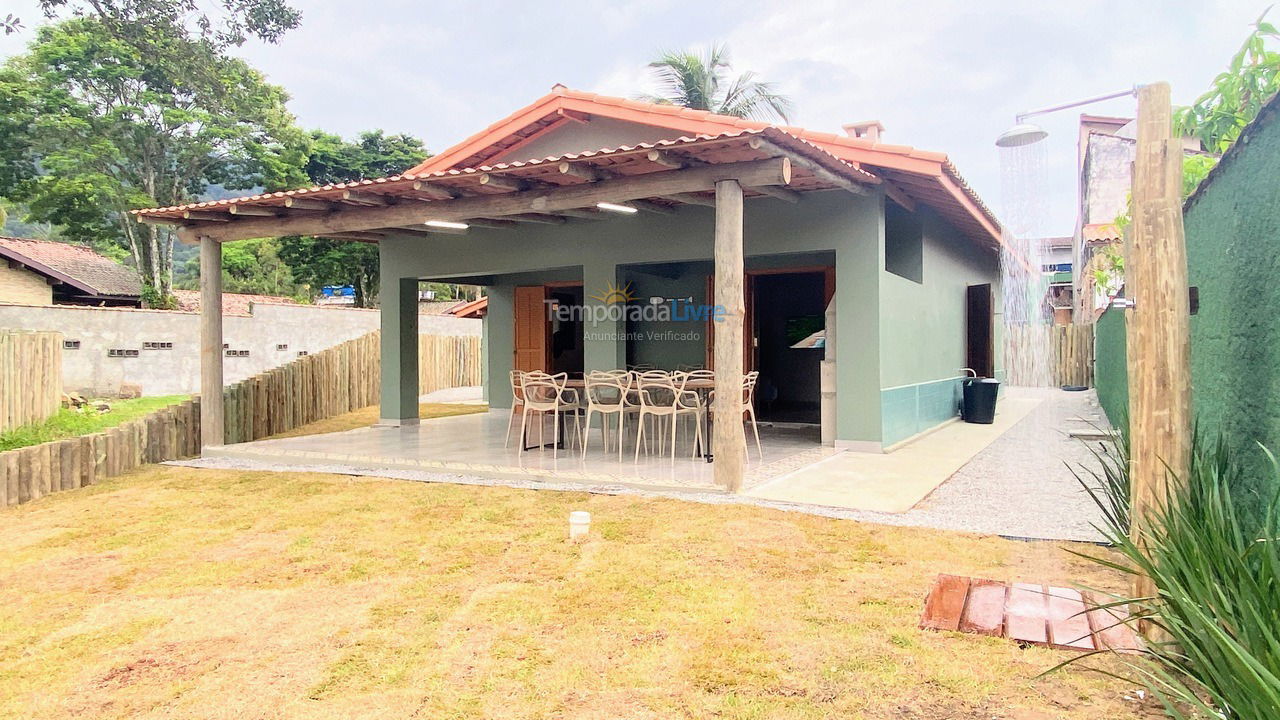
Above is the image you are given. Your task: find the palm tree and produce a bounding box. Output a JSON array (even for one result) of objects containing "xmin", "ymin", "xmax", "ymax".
[{"xmin": 639, "ymin": 44, "xmax": 794, "ymax": 124}]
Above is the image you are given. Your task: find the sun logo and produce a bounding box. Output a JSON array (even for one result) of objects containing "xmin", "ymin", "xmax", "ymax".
[{"xmin": 590, "ymin": 281, "xmax": 637, "ymax": 305}]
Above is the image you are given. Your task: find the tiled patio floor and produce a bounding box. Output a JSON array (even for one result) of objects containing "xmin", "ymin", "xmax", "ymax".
[{"xmin": 207, "ymin": 409, "xmax": 838, "ymax": 492}]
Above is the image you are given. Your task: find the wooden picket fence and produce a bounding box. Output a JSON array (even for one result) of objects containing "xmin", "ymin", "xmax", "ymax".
[
  {"xmin": 0, "ymin": 398, "xmax": 201, "ymax": 507},
  {"xmin": 2, "ymin": 331, "xmax": 482, "ymax": 506},
  {"xmin": 223, "ymin": 331, "xmax": 481, "ymax": 443},
  {"xmin": 1, "ymin": 330, "xmax": 63, "ymax": 432},
  {"xmin": 1004, "ymin": 324, "xmax": 1094, "ymax": 388}
]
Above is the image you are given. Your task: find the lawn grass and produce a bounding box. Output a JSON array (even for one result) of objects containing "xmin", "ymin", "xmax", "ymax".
[
  {"xmin": 0, "ymin": 395, "xmax": 189, "ymax": 452},
  {"xmin": 0, "ymin": 461, "xmax": 1160, "ymax": 719}
]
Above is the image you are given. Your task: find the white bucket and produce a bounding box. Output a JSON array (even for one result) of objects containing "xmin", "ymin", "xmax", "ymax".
[{"xmin": 568, "ymin": 510, "xmax": 591, "ymax": 541}]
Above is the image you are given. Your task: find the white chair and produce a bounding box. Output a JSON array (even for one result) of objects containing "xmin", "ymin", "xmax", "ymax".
[
  {"xmin": 708, "ymin": 370, "xmax": 764, "ymax": 461},
  {"xmin": 581, "ymin": 371, "xmax": 638, "ymax": 460},
  {"xmin": 634, "ymin": 374, "xmax": 703, "ymax": 461},
  {"xmin": 519, "ymin": 371, "xmax": 582, "ymax": 459},
  {"xmin": 504, "ymin": 369, "xmax": 526, "ymax": 447}
]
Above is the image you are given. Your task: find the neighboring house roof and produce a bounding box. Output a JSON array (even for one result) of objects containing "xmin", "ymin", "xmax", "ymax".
[
  {"xmin": 1185, "ymin": 91, "xmax": 1280, "ymax": 211},
  {"xmin": 172, "ymin": 289, "xmax": 299, "ymax": 316},
  {"xmin": 1083, "ymin": 223, "xmax": 1122, "ymax": 244},
  {"xmin": 0, "ymin": 236, "xmax": 141, "ymax": 299},
  {"xmin": 447, "ymin": 296, "xmax": 488, "ymax": 319},
  {"xmin": 405, "ymin": 86, "xmax": 1001, "ymax": 244}
]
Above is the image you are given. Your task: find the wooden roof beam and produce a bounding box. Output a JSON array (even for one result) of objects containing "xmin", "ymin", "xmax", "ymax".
[
  {"xmin": 319, "ymin": 231, "xmax": 383, "ymax": 242},
  {"xmin": 411, "ymin": 180, "xmax": 459, "ymax": 200},
  {"xmin": 186, "ymin": 157, "xmax": 791, "ymax": 242},
  {"xmin": 646, "ymin": 149, "xmax": 705, "ymax": 169},
  {"xmin": 747, "ymin": 136, "xmax": 870, "ymax": 196},
  {"xmin": 137, "ymin": 215, "xmax": 183, "ymax": 226},
  {"xmin": 558, "ymin": 161, "xmax": 616, "ymax": 183},
  {"xmin": 749, "ymin": 186, "xmax": 801, "ymax": 203},
  {"xmin": 553, "ymin": 208, "xmax": 605, "ymax": 220},
  {"xmin": 228, "ymin": 204, "xmax": 280, "ymax": 217},
  {"xmin": 283, "ymin": 197, "xmax": 335, "ymax": 211},
  {"xmin": 466, "ymin": 218, "xmax": 518, "ymax": 229},
  {"xmin": 504, "ymin": 213, "xmax": 567, "ymax": 225},
  {"xmin": 478, "ymin": 173, "xmax": 527, "ymax": 192},
  {"xmin": 630, "ymin": 199, "xmax": 677, "ymax": 215},
  {"xmin": 341, "ymin": 190, "xmax": 391, "ymax": 206},
  {"xmin": 183, "ymin": 210, "xmax": 230, "ymax": 222},
  {"xmin": 658, "ymin": 192, "xmax": 716, "ymax": 207}
]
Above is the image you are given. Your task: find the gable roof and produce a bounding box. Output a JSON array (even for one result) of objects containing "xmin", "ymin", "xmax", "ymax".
[
  {"xmin": 407, "ymin": 86, "xmax": 1000, "ymax": 244},
  {"xmin": 0, "ymin": 237, "xmax": 140, "ymax": 298}
]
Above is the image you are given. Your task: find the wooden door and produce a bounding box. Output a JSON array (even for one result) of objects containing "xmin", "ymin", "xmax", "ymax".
[
  {"xmin": 965, "ymin": 283, "xmax": 994, "ymax": 378},
  {"xmin": 513, "ymin": 285, "xmax": 549, "ymax": 373}
]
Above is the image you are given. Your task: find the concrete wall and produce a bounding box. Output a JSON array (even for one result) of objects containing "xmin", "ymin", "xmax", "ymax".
[
  {"xmin": 1082, "ymin": 133, "xmax": 1135, "ymax": 226},
  {"xmin": 877, "ymin": 208, "xmax": 1003, "ymax": 446},
  {"xmin": 0, "ymin": 301, "xmax": 479, "ymax": 397},
  {"xmin": 0, "ymin": 264, "xmax": 53, "ymax": 305}
]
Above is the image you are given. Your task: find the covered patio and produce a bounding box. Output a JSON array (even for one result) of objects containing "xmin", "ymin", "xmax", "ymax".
[
  {"xmin": 136, "ymin": 128, "xmax": 880, "ymax": 492},
  {"xmin": 206, "ymin": 408, "xmax": 838, "ymax": 493}
]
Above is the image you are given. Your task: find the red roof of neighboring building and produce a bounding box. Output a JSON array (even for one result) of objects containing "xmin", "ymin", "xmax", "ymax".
[
  {"xmin": 172, "ymin": 289, "xmax": 299, "ymax": 316},
  {"xmin": 0, "ymin": 236, "xmax": 141, "ymax": 298},
  {"xmin": 405, "ymin": 86, "xmax": 1000, "ymax": 244},
  {"xmin": 447, "ymin": 296, "xmax": 488, "ymax": 318}
]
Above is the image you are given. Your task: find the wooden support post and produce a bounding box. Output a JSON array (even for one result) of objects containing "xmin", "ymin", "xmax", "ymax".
[
  {"xmin": 1126, "ymin": 81, "xmax": 1192, "ymax": 603},
  {"xmin": 713, "ymin": 179, "xmax": 747, "ymax": 492},
  {"xmin": 198, "ymin": 233, "xmax": 225, "ymax": 448}
]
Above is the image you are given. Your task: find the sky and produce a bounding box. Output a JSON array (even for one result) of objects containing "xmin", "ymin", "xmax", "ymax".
[{"xmin": 0, "ymin": 0, "xmax": 1267, "ymax": 235}]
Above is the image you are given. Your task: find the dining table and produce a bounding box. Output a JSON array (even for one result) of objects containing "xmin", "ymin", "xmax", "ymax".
[{"xmin": 564, "ymin": 376, "xmax": 717, "ymax": 462}]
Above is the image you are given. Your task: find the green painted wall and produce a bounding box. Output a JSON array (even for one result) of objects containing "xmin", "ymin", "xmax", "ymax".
[
  {"xmin": 1185, "ymin": 100, "xmax": 1280, "ymax": 503},
  {"xmin": 877, "ymin": 208, "xmax": 1002, "ymax": 445},
  {"xmin": 1093, "ymin": 100, "xmax": 1280, "ymax": 510},
  {"xmin": 1094, "ymin": 305, "xmax": 1128, "ymax": 425},
  {"xmin": 380, "ymin": 190, "xmax": 888, "ymax": 444}
]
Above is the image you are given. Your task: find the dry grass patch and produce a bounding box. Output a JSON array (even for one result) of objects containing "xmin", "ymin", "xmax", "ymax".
[{"xmin": 0, "ymin": 464, "xmax": 1159, "ymax": 719}]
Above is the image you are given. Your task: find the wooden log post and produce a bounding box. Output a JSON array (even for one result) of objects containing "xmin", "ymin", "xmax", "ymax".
[
  {"xmin": 713, "ymin": 179, "xmax": 747, "ymax": 492},
  {"xmin": 1126, "ymin": 82, "xmax": 1192, "ymax": 604},
  {"xmin": 197, "ymin": 233, "xmax": 226, "ymax": 448}
]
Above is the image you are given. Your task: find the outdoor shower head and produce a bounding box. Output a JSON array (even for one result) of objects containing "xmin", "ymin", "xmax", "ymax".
[{"xmin": 995, "ymin": 122, "xmax": 1049, "ymax": 147}]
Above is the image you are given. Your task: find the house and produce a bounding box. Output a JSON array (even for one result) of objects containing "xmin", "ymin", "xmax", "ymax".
[
  {"xmin": 1073, "ymin": 115, "xmax": 1204, "ymax": 321},
  {"xmin": 0, "ymin": 236, "xmax": 141, "ymax": 307},
  {"xmin": 1039, "ymin": 236, "xmax": 1073, "ymax": 324},
  {"xmin": 133, "ymin": 86, "xmax": 1003, "ymax": 489},
  {"xmin": 1096, "ymin": 91, "xmax": 1280, "ymax": 508}
]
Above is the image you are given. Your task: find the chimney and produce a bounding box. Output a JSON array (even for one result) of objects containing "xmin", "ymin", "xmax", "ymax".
[{"xmin": 842, "ymin": 120, "xmax": 885, "ymax": 143}]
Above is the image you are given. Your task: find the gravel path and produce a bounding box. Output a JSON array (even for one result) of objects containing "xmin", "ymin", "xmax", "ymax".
[
  {"xmin": 901, "ymin": 388, "xmax": 1112, "ymax": 542},
  {"xmin": 171, "ymin": 389, "xmax": 1113, "ymax": 544}
]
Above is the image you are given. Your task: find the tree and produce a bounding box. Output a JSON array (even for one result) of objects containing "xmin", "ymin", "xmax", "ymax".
[
  {"xmin": 639, "ymin": 43, "xmax": 793, "ymax": 123},
  {"xmin": 278, "ymin": 131, "xmax": 429, "ymax": 307},
  {"xmin": 1174, "ymin": 10, "xmax": 1279, "ymax": 154},
  {"xmin": 177, "ymin": 236, "xmax": 303, "ymax": 298},
  {"xmin": 0, "ymin": 1, "xmax": 305, "ymax": 306}
]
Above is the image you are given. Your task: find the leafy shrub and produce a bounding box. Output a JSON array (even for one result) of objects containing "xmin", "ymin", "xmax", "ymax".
[{"xmin": 1074, "ymin": 434, "xmax": 1280, "ymax": 718}]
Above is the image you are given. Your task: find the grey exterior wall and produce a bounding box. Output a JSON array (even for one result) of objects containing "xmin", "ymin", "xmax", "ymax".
[{"xmin": 0, "ymin": 301, "xmax": 479, "ymax": 397}]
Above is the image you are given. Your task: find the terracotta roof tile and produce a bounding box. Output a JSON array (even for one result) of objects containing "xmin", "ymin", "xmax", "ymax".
[{"xmin": 0, "ymin": 237, "xmax": 140, "ymax": 297}]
